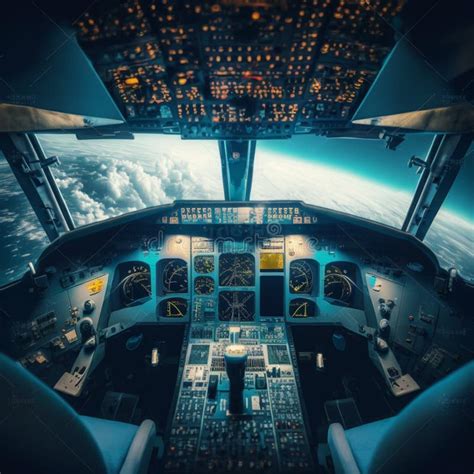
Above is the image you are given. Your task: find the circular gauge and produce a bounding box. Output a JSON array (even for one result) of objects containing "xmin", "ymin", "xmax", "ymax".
[
  {"xmin": 162, "ymin": 259, "xmax": 188, "ymax": 293},
  {"xmin": 194, "ymin": 255, "xmax": 214, "ymax": 274},
  {"xmin": 289, "ymin": 298, "xmax": 316, "ymax": 318},
  {"xmin": 218, "ymin": 291, "xmax": 255, "ymax": 321},
  {"xmin": 219, "ymin": 253, "xmax": 255, "ymax": 287},
  {"xmin": 289, "ymin": 260, "xmax": 313, "ymax": 294},
  {"xmin": 324, "ymin": 265, "xmax": 352, "ymax": 304},
  {"xmin": 120, "ymin": 264, "xmax": 151, "ymax": 306},
  {"xmin": 194, "ymin": 276, "xmax": 215, "ymax": 295},
  {"xmin": 159, "ymin": 298, "xmax": 188, "ymax": 318}
]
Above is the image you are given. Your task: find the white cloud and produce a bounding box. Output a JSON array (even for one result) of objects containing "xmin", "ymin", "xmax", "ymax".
[{"xmin": 51, "ymin": 144, "xmax": 223, "ymax": 226}]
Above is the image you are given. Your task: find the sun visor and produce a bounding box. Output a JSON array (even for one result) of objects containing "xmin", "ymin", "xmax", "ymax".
[
  {"xmin": 351, "ymin": 38, "xmax": 474, "ymax": 133},
  {"xmin": 0, "ymin": 7, "xmax": 124, "ymax": 132}
]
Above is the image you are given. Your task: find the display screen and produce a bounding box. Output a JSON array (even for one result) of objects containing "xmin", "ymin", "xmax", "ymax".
[
  {"xmin": 260, "ymin": 275, "xmax": 284, "ymax": 317},
  {"xmin": 260, "ymin": 253, "xmax": 284, "ymax": 271}
]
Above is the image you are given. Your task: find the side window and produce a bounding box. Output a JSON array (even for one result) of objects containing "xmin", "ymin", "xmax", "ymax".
[
  {"xmin": 423, "ymin": 153, "xmax": 474, "ymax": 283},
  {"xmin": 0, "ymin": 151, "xmax": 49, "ymax": 285}
]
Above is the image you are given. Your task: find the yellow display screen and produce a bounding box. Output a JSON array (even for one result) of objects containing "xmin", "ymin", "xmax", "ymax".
[
  {"xmin": 87, "ymin": 277, "xmax": 105, "ymax": 295},
  {"xmin": 260, "ymin": 253, "xmax": 284, "ymax": 271}
]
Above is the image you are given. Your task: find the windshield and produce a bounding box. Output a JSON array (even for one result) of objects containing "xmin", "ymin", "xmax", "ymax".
[
  {"xmin": 252, "ymin": 134, "xmax": 433, "ymax": 226},
  {"xmin": 424, "ymin": 149, "xmax": 474, "ymax": 283},
  {"xmin": 1, "ymin": 133, "xmax": 472, "ymax": 285},
  {"xmin": 252, "ymin": 134, "xmax": 473, "ymax": 281}
]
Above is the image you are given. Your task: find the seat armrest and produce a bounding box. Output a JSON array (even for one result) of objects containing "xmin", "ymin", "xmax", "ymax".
[
  {"xmin": 120, "ymin": 419, "xmax": 156, "ymax": 474},
  {"xmin": 328, "ymin": 423, "xmax": 361, "ymax": 474}
]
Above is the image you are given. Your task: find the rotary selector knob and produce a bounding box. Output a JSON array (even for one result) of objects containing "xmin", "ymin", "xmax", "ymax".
[
  {"xmin": 379, "ymin": 318, "xmax": 391, "ymax": 339},
  {"xmin": 375, "ymin": 337, "xmax": 389, "ymax": 354},
  {"xmin": 83, "ymin": 299, "xmax": 96, "ymax": 314},
  {"xmin": 77, "ymin": 317, "xmax": 96, "ymax": 346},
  {"xmin": 378, "ymin": 298, "xmax": 394, "ymax": 318}
]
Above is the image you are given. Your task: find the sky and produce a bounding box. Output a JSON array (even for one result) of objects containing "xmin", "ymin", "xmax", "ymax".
[
  {"xmin": 259, "ymin": 134, "xmax": 474, "ymax": 221},
  {"xmin": 0, "ymin": 133, "xmax": 472, "ymax": 285}
]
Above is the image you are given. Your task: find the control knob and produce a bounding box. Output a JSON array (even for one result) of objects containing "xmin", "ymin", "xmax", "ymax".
[
  {"xmin": 379, "ymin": 299, "xmax": 394, "ymax": 318},
  {"xmin": 83, "ymin": 299, "xmax": 96, "ymax": 314},
  {"xmin": 378, "ymin": 318, "xmax": 391, "ymax": 339}
]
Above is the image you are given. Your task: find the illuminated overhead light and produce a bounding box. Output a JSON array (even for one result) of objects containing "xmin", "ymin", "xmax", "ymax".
[
  {"xmin": 178, "ymin": 77, "xmax": 187, "ymax": 85},
  {"xmin": 251, "ymin": 11, "xmax": 260, "ymax": 21},
  {"xmin": 125, "ymin": 77, "xmax": 139, "ymax": 85}
]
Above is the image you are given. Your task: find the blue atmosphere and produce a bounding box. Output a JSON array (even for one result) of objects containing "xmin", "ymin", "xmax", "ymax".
[{"xmin": 259, "ymin": 134, "xmax": 474, "ymax": 222}]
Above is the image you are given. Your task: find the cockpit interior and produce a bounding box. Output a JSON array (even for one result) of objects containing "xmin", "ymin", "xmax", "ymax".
[{"xmin": 0, "ymin": 1, "xmax": 473, "ymax": 474}]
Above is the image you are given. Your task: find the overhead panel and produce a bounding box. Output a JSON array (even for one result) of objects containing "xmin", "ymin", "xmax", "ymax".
[{"xmin": 73, "ymin": 0, "xmax": 405, "ymax": 139}]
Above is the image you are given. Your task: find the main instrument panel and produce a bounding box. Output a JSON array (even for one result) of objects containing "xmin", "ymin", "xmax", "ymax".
[{"xmin": 0, "ymin": 201, "xmax": 462, "ymax": 364}]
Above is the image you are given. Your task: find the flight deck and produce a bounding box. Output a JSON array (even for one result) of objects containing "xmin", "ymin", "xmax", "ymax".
[
  {"xmin": 1, "ymin": 200, "xmax": 472, "ymax": 472},
  {"xmin": 1, "ymin": 0, "xmax": 473, "ymax": 472}
]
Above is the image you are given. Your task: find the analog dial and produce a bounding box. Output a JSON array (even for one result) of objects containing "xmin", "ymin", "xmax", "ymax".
[
  {"xmin": 159, "ymin": 298, "xmax": 188, "ymax": 318},
  {"xmin": 289, "ymin": 260, "xmax": 313, "ymax": 294},
  {"xmin": 324, "ymin": 265, "xmax": 353, "ymax": 304},
  {"xmin": 289, "ymin": 298, "xmax": 316, "ymax": 318},
  {"xmin": 194, "ymin": 255, "xmax": 214, "ymax": 274},
  {"xmin": 162, "ymin": 259, "xmax": 188, "ymax": 293},
  {"xmin": 194, "ymin": 276, "xmax": 215, "ymax": 295},
  {"xmin": 120, "ymin": 264, "xmax": 151, "ymax": 306}
]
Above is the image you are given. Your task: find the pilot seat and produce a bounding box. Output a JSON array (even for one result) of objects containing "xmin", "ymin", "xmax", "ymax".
[
  {"xmin": 328, "ymin": 360, "xmax": 474, "ymax": 474},
  {"xmin": 0, "ymin": 353, "xmax": 157, "ymax": 474}
]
